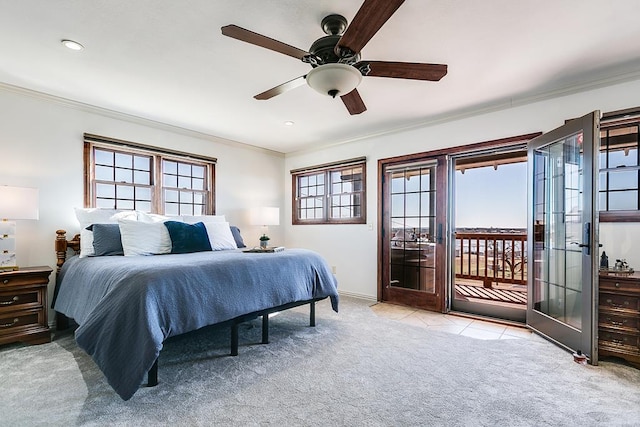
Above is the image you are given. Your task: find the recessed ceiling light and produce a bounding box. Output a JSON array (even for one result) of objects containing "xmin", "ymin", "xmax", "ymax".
[
  {"xmin": 61, "ymin": 39, "xmax": 84, "ymax": 51},
  {"xmin": 284, "ymin": 121, "xmax": 295, "ymax": 126}
]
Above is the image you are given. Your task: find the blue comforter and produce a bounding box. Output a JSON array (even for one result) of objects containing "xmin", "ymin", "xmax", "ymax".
[{"xmin": 53, "ymin": 249, "xmax": 339, "ymax": 400}]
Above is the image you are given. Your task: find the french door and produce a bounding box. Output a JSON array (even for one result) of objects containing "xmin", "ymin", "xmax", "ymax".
[
  {"xmin": 380, "ymin": 156, "xmax": 447, "ymax": 311},
  {"xmin": 527, "ymin": 111, "xmax": 600, "ymax": 361}
]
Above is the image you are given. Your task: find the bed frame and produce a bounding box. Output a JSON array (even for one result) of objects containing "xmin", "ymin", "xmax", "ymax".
[{"xmin": 54, "ymin": 229, "xmax": 323, "ymax": 387}]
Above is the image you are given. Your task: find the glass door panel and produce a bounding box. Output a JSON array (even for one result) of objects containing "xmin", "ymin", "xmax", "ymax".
[
  {"xmin": 389, "ymin": 164, "xmax": 436, "ymax": 293},
  {"xmin": 528, "ymin": 111, "xmax": 600, "ymax": 361},
  {"xmin": 382, "ymin": 157, "xmax": 446, "ymax": 312}
]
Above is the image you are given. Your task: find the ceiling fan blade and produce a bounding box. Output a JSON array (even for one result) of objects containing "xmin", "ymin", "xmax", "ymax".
[
  {"xmin": 341, "ymin": 89, "xmax": 367, "ymax": 115},
  {"xmin": 336, "ymin": 0, "xmax": 405, "ymax": 55},
  {"xmin": 254, "ymin": 76, "xmax": 307, "ymax": 100},
  {"xmin": 360, "ymin": 61, "xmax": 448, "ymax": 81},
  {"xmin": 221, "ymin": 25, "xmax": 309, "ymax": 60}
]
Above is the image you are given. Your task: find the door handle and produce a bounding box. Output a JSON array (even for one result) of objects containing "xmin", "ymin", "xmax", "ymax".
[
  {"xmin": 580, "ymin": 222, "xmax": 591, "ymax": 255},
  {"xmin": 436, "ymin": 223, "xmax": 443, "ymax": 244}
]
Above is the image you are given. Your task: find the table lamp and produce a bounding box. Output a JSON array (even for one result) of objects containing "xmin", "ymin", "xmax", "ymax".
[
  {"xmin": 0, "ymin": 185, "xmax": 39, "ymax": 270},
  {"xmin": 249, "ymin": 207, "xmax": 279, "ymax": 248}
]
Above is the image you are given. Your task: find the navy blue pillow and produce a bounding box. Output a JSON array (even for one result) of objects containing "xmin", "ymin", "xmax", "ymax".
[
  {"xmin": 88, "ymin": 223, "xmax": 124, "ymax": 256},
  {"xmin": 230, "ymin": 226, "xmax": 246, "ymax": 248},
  {"xmin": 164, "ymin": 221, "xmax": 212, "ymax": 254}
]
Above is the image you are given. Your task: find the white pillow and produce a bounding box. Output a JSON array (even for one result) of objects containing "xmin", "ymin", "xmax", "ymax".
[
  {"xmin": 118, "ymin": 218, "xmax": 172, "ymax": 256},
  {"xmin": 74, "ymin": 208, "xmax": 136, "ymax": 257},
  {"xmin": 204, "ymin": 222, "xmax": 238, "ymax": 250},
  {"xmin": 137, "ymin": 212, "xmax": 171, "ymax": 223},
  {"xmin": 180, "ymin": 215, "xmax": 226, "ymax": 224}
]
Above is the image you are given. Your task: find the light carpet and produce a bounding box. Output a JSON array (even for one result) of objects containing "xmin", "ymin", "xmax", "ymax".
[{"xmin": 1, "ymin": 296, "xmax": 639, "ymax": 426}]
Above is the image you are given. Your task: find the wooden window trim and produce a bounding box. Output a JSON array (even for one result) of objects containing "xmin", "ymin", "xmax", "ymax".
[
  {"xmin": 598, "ymin": 112, "xmax": 640, "ymax": 219},
  {"xmin": 291, "ymin": 157, "xmax": 367, "ymax": 225},
  {"xmin": 84, "ymin": 134, "xmax": 216, "ymax": 214}
]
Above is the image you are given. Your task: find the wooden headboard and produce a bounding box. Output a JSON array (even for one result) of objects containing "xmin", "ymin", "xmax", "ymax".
[{"xmin": 55, "ymin": 230, "xmax": 80, "ymax": 273}]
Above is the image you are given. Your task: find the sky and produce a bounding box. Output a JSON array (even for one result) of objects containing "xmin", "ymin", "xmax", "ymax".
[{"xmin": 455, "ymin": 162, "xmax": 527, "ymax": 228}]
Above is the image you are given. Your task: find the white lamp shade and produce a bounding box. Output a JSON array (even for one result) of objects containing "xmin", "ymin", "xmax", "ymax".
[
  {"xmin": 306, "ymin": 63, "xmax": 362, "ymax": 97},
  {"xmin": 249, "ymin": 207, "xmax": 280, "ymax": 226},
  {"xmin": 0, "ymin": 186, "xmax": 39, "ymax": 220}
]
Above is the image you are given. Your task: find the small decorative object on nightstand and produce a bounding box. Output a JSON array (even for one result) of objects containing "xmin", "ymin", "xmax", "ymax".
[
  {"xmin": 0, "ymin": 266, "xmax": 53, "ymax": 346},
  {"xmin": 259, "ymin": 234, "xmax": 270, "ymax": 249}
]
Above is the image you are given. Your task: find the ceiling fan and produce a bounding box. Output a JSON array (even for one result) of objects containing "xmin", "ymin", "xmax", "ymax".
[{"xmin": 221, "ymin": 0, "xmax": 447, "ymax": 115}]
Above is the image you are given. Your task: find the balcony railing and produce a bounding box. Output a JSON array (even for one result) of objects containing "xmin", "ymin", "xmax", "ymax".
[{"xmin": 455, "ymin": 232, "xmax": 527, "ymax": 288}]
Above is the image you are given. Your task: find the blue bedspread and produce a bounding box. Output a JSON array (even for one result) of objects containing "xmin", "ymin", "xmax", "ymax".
[{"xmin": 53, "ymin": 249, "xmax": 339, "ymax": 400}]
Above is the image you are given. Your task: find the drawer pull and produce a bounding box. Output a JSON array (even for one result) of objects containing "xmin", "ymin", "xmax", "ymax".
[
  {"xmin": 615, "ymin": 282, "xmax": 620, "ymax": 288},
  {"xmin": 2, "ymin": 279, "xmax": 8, "ymax": 284},
  {"xmin": 0, "ymin": 296, "xmax": 19, "ymax": 305},
  {"xmin": 0, "ymin": 318, "xmax": 19, "ymax": 328}
]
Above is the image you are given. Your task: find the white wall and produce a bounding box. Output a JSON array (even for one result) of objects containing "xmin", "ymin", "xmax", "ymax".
[
  {"xmin": 284, "ymin": 78, "xmax": 640, "ymax": 299},
  {"xmin": 0, "ymin": 86, "xmax": 285, "ymax": 323},
  {"xmin": 5, "ymin": 76, "xmax": 640, "ymax": 319},
  {"xmin": 599, "ymin": 222, "xmax": 640, "ymax": 268}
]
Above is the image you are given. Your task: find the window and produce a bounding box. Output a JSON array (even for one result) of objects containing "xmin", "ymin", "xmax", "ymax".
[
  {"xmin": 598, "ymin": 109, "xmax": 640, "ymax": 221},
  {"xmin": 291, "ymin": 157, "xmax": 366, "ymax": 224},
  {"xmin": 84, "ymin": 134, "xmax": 216, "ymax": 215}
]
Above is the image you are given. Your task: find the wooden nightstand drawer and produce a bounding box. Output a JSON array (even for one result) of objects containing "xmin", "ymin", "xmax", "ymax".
[
  {"xmin": 0, "ymin": 310, "xmax": 41, "ymax": 337},
  {"xmin": 0, "ymin": 289, "xmax": 41, "ymax": 314},
  {"xmin": 0, "ymin": 268, "xmax": 50, "ymax": 290},
  {"xmin": 599, "ymin": 312, "xmax": 639, "ymax": 333}
]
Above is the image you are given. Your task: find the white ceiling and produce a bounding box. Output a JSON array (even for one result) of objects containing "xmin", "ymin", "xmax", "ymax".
[{"xmin": 2, "ymin": 0, "xmax": 640, "ymax": 154}]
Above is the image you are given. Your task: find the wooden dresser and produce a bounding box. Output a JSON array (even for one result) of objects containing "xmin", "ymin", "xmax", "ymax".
[
  {"xmin": 0, "ymin": 266, "xmax": 53, "ymax": 346},
  {"xmin": 598, "ymin": 272, "xmax": 640, "ymax": 368}
]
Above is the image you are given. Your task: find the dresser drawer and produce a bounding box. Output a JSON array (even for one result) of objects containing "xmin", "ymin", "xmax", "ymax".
[
  {"xmin": 0, "ymin": 289, "xmax": 41, "ymax": 314},
  {"xmin": 599, "ymin": 312, "xmax": 639, "ymax": 333},
  {"xmin": 599, "ymin": 293, "xmax": 639, "ymax": 313},
  {"xmin": 598, "ymin": 330, "xmax": 640, "ymax": 352},
  {"xmin": 599, "ymin": 277, "xmax": 640, "ymax": 294},
  {"xmin": 0, "ymin": 311, "xmax": 41, "ymax": 337}
]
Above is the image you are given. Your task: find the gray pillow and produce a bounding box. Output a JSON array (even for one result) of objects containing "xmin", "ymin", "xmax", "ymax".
[
  {"xmin": 230, "ymin": 226, "xmax": 246, "ymax": 248},
  {"xmin": 88, "ymin": 223, "xmax": 124, "ymax": 256}
]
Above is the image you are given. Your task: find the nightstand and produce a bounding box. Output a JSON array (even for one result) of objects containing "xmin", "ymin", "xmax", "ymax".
[{"xmin": 0, "ymin": 266, "xmax": 53, "ymax": 346}]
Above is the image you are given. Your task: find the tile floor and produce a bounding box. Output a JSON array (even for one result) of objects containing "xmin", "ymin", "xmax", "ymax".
[{"xmin": 370, "ymin": 302, "xmax": 539, "ymax": 341}]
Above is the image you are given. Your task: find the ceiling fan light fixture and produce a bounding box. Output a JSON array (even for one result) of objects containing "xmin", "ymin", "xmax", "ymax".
[{"xmin": 306, "ymin": 63, "xmax": 362, "ymax": 98}]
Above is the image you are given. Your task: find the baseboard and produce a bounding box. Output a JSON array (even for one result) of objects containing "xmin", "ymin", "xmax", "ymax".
[{"xmin": 337, "ymin": 290, "xmax": 377, "ymax": 302}]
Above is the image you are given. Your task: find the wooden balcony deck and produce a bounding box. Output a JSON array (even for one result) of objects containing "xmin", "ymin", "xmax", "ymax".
[{"xmin": 455, "ymin": 283, "xmax": 527, "ymax": 304}]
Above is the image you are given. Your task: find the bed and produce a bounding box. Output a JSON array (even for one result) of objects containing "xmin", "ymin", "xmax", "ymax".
[{"xmin": 52, "ymin": 224, "xmax": 339, "ymax": 401}]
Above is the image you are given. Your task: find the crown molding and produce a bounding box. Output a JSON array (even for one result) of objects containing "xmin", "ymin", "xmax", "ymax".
[
  {"xmin": 0, "ymin": 82, "xmax": 284, "ymax": 158},
  {"xmin": 286, "ymin": 69, "xmax": 640, "ymax": 157}
]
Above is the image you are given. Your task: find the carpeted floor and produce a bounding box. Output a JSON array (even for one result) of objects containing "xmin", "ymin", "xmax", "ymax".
[{"xmin": 1, "ymin": 296, "xmax": 639, "ymax": 426}]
